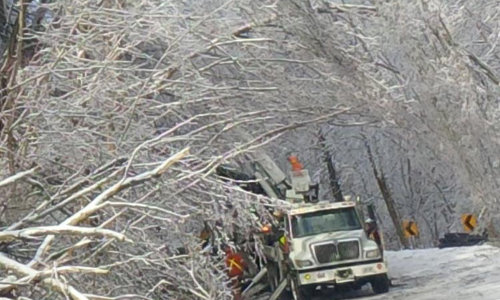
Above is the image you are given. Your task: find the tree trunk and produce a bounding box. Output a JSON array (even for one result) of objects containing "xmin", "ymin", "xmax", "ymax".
[
  {"xmin": 0, "ymin": 1, "xmax": 6, "ymax": 31},
  {"xmin": 319, "ymin": 132, "xmax": 344, "ymax": 202},
  {"xmin": 365, "ymin": 141, "xmax": 410, "ymax": 249}
]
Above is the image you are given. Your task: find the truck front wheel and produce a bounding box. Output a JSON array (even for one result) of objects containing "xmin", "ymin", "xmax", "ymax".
[
  {"xmin": 290, "ymin": 277, "xmax": 306, "ymax": 300},
  {"xmin": 371, "ymin": 274, "xmax": 390, "ymax": 294},
  {"xmin": 290, "ymin": 278, "xmax": 316, "ymax": 300}
]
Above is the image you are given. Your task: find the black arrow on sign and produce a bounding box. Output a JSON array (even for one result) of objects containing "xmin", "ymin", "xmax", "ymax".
[{"xmin": 464, "ymin": 215, "xmax": 475, "ymax": 232}]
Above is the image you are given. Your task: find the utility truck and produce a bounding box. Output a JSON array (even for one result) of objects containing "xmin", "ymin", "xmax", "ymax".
[
  {"xmin": 263, "ymin": 201, "xmax": 389, "ymax": 299},
  {"xmin": 217, "ymin": 148, "xmax": 389, "ymax": 299}
]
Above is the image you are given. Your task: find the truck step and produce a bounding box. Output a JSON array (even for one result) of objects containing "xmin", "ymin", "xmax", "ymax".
[
  {"xmin": 269, "ymin": 279, "xmax": 287, "ymax": 300},
  {"xmin": 241, "ymin": 267, "xmax": 267, "ymax": 296}
]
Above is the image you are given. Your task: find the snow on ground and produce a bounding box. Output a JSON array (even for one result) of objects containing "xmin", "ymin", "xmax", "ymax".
[{"xmin": 312, "ymin": 244, "xmax": 500, "ymax": 300}]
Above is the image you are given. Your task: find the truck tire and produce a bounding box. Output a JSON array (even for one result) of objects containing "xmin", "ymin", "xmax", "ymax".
[
  {"xmin": 290, "ymin": 277, "xmax": 316, "ymax": 300},
  {"xmin": 290, "ymin": 277, "xmax": 305, "ymax": 300},
  {"xmin": 371, "ymin": 274, "xmax": 390, "ymax": 294}
]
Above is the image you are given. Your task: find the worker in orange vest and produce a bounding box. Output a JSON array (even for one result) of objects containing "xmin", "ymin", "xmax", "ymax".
[
  {"xmin": 224, "ymin": 245, "xmax": 246, "ymax": 300},
  {"xmin": 365, "ymin": 218, "xmax": 383, "ymax": 255}
]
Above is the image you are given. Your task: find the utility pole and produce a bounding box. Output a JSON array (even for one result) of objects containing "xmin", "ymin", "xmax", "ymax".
[{"xmin": 318, "ymin": 131, "xmax": 344, "ymax": 202}]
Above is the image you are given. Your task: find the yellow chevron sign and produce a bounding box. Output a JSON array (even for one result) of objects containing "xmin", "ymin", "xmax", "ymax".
[
  {"xmin": 461, "ymin": 214, "xmax": 477, "ymax": 232},
  {"xmin": 402, "ymin": 220, "xmax": 419, "ymax": 238}
]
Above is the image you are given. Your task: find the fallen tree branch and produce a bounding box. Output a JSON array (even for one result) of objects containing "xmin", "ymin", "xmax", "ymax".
[
  {"xmin": 467, "ymin": 52, "xmax": 500, "ymax": 85},
  {"xmin": 30, "ymin": 147, "xmax": 190, "ymax": 265},
  {"xmin": 0, "ymin": 225, "xmax": 132, "ymax": 243},
  {"xmin": 8, "ymin": 168, "xmax": 125, "ymax": 231},
  {"xmin": 0, "ymin": 147, "xmax": 190, "ymax": 295},
  {"xmin": 0, "ymin": 253, "xmax": 89, "ymax": 300},
  {"xmin": 82, "ymin": 294, "xmax": 152, "ymax": 300},
  {"xmin": 37, "ymin": 266, "xmax": 109, "ymax": 277},
  {"xmin": 104, "ymin": 201, "xmax": 189, "ymax": 219},
  {"xmin": 0, "ymin": 167, "xmax": 38, "ymax": 188},
  {"xmin": 327, "ymin": 3, "xmax": 377, "ymax": 12},
  {"xmin": 232, "ymin": 13, "xmax": 277, "ymax": 37}
]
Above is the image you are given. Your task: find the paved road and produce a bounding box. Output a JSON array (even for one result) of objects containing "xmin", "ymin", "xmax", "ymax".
[
  {"xmin": 313, "ymin": 245, "xmax": 500, "ymax": 300},
  {"xmin": 257, "ymin": 244, "xmax": 500, "ymax": 300}
]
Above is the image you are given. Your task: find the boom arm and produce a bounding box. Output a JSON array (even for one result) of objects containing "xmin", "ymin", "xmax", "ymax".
[
  {"xmin": 245, "ymin": 149, "xmax": 288, "ymax": 199},
  {"xmin": 217, "ymin": 130, "xmax": 317, "ymax": 202}
]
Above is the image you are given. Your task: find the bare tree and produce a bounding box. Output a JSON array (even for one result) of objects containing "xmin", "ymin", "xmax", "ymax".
[
  {"xmin": 1, "ymin": 0, "xmax": 500, "ymax": 299},
  {"xmin": 0, "ymin": 0, "xmax": 355, "ymax": 299}
]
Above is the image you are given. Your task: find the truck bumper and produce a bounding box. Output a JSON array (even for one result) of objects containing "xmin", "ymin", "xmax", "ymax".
[{"xmin": 298, "ymin": 261, "xmax": 387, "ymax": 285}]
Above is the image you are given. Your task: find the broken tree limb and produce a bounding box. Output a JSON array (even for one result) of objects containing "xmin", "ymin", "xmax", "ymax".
[
  {"xmin": 7, "ymin": 167, "xmax": 124, "ymax": 231},
  {"xmin": 37, "ymin": 266, "xmax": 109, "ymax": 277},
  {"xmin": 0, "ymin": 253, "xmax": 89, "ymax": 300},
  {"xmin": 0, "ymin": 167, "xmax": 38, "ymax": 188},
  {"xmin": 0, "ymin": 225, "xmax": 132, "ymax": 243},
  {"xmin": 318, "ymin": 3, "xmax": 377, "ymax": 14},
  {"xmin": 103, "ymin": 202, "xmax": 189, "ymax": 219},
  {"xmin": 29, "ymin": 147, "xmax": 190, "ymax": 265},
  {"xmin": 467, "ymin": 52, "xmax": 500, "ymax": 85},
  {"xmin": 232, "ymin": 13, "xmax": 277, "ymax": 37},
  {"xmin": 0, "ymin": 148, "xmax": 189, "ymax": 295},
  {"xmin": 327, "ymin": 3, "xmax": 377, "ymax": 12}
]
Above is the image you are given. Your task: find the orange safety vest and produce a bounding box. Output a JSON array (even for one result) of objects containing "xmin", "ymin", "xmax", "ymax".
[{"xmin": 225, "ymin": 251, "xmax": 246, "ymax": 278}]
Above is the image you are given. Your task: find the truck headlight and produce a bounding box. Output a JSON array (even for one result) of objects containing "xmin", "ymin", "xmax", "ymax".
[
  {"xmin": 365, "ymin": 249, "xmax": 380, "ymax": 259},
  {"xmin": 294, "ymin": 259, "xmax": 313, "ymax": 268}
]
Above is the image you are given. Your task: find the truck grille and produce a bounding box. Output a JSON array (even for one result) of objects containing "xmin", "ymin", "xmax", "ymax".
[
  {"xmin": 338, "ymin": 241, "xmax": 360, "ymax": 260},
  {"xmin": 314, "ymin": 243, "xmax": 337, "ymax": 264},
  {"xmin": 314, "ymin": 240, "xmax": 361, "ymax": 264}
]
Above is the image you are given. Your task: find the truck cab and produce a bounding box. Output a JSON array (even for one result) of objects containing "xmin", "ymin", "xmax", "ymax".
[{"xmin": 284, "ymin": 201, "xmax": 389, "ymax": 298}]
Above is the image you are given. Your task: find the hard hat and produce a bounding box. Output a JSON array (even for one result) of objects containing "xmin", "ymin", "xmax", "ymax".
[{"xmin": 365, "ymin": 218, "xmax": 375, "ymax": 223}]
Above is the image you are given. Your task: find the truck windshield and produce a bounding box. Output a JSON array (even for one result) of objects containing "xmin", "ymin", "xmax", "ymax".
[{"xmin": 291, "ymin": 207, "xmax": 362, "ymax": 238}]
